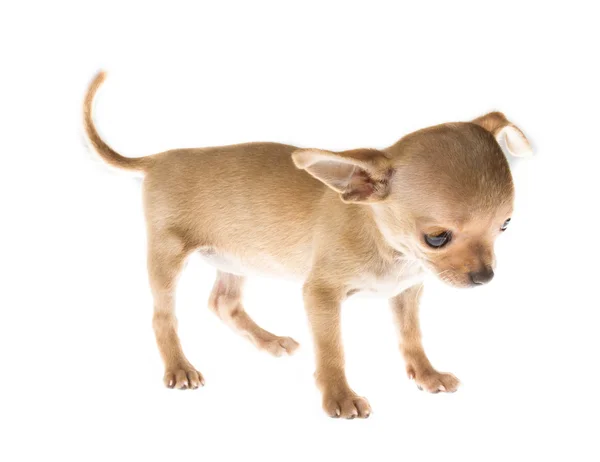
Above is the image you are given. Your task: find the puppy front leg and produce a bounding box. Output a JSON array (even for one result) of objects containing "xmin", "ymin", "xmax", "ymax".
[
  {"xmin": 390, "ymin": 284, "xmax": 460, "ymax": 393},
  {"xmin": 303, "ymin": 281, "xmax": 371, "ymax": 419}
]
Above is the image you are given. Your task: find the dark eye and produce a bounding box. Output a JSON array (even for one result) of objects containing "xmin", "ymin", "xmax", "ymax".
[
  {"xmin": 501, "ymin": 218, "xmax": 511, "ymax": 231},
  {"xmin": 424, "ymin": 231, "xmax": 452, "ymax": 248}
]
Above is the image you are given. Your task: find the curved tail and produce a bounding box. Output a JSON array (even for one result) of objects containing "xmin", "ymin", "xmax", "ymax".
[{"xmin": 83, "ymin": 71, "xmax": 153, "ymax": 172}]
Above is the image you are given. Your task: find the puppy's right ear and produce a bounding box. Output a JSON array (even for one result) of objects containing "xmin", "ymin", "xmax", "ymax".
[
  {"xmin": 472, "ymin": 112, "xmax": 533, "ymax": 158},
  {"xmin": 292, "ymin": 148, "xmax": 393, "ymax": 203}
]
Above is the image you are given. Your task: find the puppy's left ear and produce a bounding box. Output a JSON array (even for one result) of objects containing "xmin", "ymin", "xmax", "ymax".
[
  {"xmin": 292, "ymin": 148, "xmax": 393, "ymax": 203},
  {"xmin": 472, "ymin": 111, "xmax": 533, "ymax": 157}
]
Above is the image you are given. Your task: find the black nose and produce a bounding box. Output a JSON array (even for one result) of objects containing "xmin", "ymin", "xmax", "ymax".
[{"xmin": 469, "ymin": 268, "xmax": 494, "ymax": 285}]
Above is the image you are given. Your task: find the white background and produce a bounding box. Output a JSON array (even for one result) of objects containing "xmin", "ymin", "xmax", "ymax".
[{"xmin": 1, "ymin": 1, "xmax": 599, "ymax": 461}]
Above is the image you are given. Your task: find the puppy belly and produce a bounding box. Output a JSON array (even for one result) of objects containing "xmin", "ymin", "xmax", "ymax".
[
  {"xmin": 198, "ymin": 248, "xmax": 301, "ymax": 279},
  {"xmin": 198, "ymin": 249, "xmax": 246, "ymax": 275}
]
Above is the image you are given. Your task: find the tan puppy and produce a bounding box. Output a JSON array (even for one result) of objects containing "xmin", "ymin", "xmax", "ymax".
[{"xmin": 83, "ymin": 71, "xmax": 532, "ymax": 419}]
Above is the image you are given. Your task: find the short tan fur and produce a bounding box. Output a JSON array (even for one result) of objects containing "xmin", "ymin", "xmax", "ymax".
[{"xmin": 84, "ymin": 71, "xmax": 532, "ymax": 418}]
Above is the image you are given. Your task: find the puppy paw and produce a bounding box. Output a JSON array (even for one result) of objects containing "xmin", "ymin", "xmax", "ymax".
[
  {"xmin": 164, "ymin": 366, "xmax": 205, "ymax": 390},
  {"xmin": 257, "ymin": 335, "xmax": 300, "ymax": 357},
  {"xmin": 322, "ymin": 390, "xmax": 372, "ymax": 419},
  {"xmin": 407, "ymin": 367, "xmax": 460, "ymax": 393}
]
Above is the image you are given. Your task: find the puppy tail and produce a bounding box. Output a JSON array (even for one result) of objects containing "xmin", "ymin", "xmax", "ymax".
[{"xmin": 83, "ymin": 71, "xmax": 153, "ymax": 172}]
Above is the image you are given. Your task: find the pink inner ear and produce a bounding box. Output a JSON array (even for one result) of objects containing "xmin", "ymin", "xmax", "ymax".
[
  {"xmin": 352, "ymin": 182, "xmax": 376, "ymax": 198},
  {"xmin": 343, "ymin": 168, "xmax": 377, "ymax": 201},
  {"xmin": 296, "ymin": 148, "xmax": 392, "ymax": 202},
  {"xmin": 306, "ymin": 160, "xmax": 357, "ymax": 192}
]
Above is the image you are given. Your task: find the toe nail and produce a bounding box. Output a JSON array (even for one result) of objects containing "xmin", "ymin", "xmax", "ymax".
[{"xmin": 439, "ymin": 385, "xmax": 446, "ymax": 391}]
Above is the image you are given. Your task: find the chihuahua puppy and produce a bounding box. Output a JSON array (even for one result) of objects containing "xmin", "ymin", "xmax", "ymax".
[{"xmin": 83, "ymin": 71, "xmax": 532, "ymax": 419}]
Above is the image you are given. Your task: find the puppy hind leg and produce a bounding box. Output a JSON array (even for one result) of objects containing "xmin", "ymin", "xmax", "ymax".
[
  {"xmin": 208, "ymin": 271, "xmax": 299, "ymax": 356},
  {"xmin": 148, "ymin": 233, "xmax": 204, "ymax": 389}
]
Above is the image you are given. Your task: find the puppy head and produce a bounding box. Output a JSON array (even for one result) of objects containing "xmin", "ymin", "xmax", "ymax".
[{"xmin": 293, "ymin": 112, "xmax": 532, "ymax": 288}]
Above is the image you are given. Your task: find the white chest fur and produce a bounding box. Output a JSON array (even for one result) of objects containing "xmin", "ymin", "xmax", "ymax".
[{"xmin": 349, "ymin": 258, "xmax": 425, "ymax": 299}]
